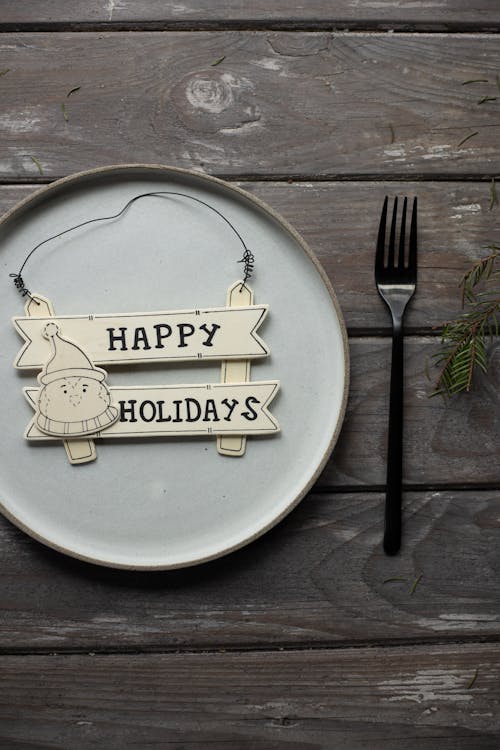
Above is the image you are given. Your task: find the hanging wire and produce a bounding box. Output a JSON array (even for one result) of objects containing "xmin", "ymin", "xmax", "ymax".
[{"xmin": 10, "ymin": 191, "xmax": 255, "ymax": 301}]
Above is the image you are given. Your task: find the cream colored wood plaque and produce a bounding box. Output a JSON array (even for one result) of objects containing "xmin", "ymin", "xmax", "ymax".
[
  {"xmin": 24, "ymin": 294, "xmax": 99, "ymax": 465},
  {"xmin": 13, "ymin": 283, "xmax": 280, "ymax": 464},
  {"xmin": 13, "ymin": 305, "xmax": 269, "ymax": 368},
  {"xmin": 218, "ymin": 281, "xmax": 254, "ymax": 457},
  {"xmin": 24, "ymin": 381, "xmax": 280, "ymax": 440}
]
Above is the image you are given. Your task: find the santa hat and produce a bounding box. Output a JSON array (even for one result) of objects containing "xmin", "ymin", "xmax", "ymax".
[{"xmin": 39, "ymin": 322, "xmax": 106, "ymax": 385}]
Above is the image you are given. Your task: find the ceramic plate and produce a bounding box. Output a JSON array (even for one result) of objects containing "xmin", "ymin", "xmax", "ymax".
[{"xmin": 0, "ymin": 165, "xmax": 348, "ymax": 569}]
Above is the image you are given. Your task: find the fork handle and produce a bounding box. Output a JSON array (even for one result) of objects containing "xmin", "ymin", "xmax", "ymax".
[{"xmin": 384, "ymin": 318, "xmax": 404, "ymax": 555}]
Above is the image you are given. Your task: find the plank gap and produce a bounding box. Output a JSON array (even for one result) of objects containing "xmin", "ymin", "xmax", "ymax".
[
  {"xmin": 1, "ymin": 22, "xmax": 500, "ymax": 33},
  {"xmin": 313, "ymin": 482, "xmax": 500, "ymax": 493},
  {"xmin": 1, "ymin": 633, "xmax": 499, "ymax": 657},
  {"xmin": 2, "ymin": 174, "xmax": 499, "ymax": 187}
]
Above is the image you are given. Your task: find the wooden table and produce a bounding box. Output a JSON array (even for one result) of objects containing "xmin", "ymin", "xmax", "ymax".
[{"xmin": 1, "ymin": 3, "xmax": 499, "ymax": 747}]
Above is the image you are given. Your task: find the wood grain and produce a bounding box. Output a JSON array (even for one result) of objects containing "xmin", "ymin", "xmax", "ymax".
[
  {"xmin": 1, "ymin": 181, "xmax": 498, "ymax": 332},
  {"xmin": 2, "ymin": 1, "xmax": 500, "ymax": 30},
  {"xmin": 2, "ymin": 285, "xmax": 497, "ymax": 485},
  {"xmin": 321, "ymin": 337, "xmax": 500, "ymax": 486},
  {"xmin": 0, "ymin": 644, "xmax": 498, "ymax": 748},
  {"xmin": 0, "ymin": 490, "xmax": 498, "ymax": 651},
  {"xmin": 0, "ymin": 12, "xmax": 498, "ymax": 750},
  {"xmin": 1, "ymin": 33, "xmax": 500, "ymax": 180}
]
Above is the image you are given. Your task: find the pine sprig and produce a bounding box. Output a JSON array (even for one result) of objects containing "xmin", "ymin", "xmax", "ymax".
[
  {"xmin": 432, "ymin": 247, "xmax": 500, "ymax": 396},
  {"xmin": 461, "ymin": 250, "xmax": 499, "ymax": 305}
]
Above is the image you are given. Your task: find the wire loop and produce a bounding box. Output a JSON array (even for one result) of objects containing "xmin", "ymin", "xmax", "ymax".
[
  {"xmin": 9, "ymin": 273, "xmax": 38, "ymax": 302},
  {"xmin": 10, "ymin": 191, "xmax": 255, "ymax": 300}
]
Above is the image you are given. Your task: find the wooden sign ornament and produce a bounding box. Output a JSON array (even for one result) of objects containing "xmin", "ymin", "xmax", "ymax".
[
  {"xmin": 34, "ymin": 322, "xmax": 118, "ymax": 438},
  {"xmin": 14, "ymin": 304, "xmax": 269, "ymax": 368},
  {"xmin": 10, "ymin": 192, "xmax": 280, "ymax": 465}
]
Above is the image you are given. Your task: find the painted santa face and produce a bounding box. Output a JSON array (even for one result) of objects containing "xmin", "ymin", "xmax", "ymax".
[{"xmin": 38, "ymin": 375, "xmax": 112, "ymax": 423}]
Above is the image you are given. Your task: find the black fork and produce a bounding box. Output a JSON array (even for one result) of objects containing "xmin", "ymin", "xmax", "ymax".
[{"xmin": 375, "ymin": 197, "xmax": 417, "ymax": 555}]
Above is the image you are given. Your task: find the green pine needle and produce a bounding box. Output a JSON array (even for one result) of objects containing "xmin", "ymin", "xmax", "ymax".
[
  {"xmin": 29, "ymin": 155, "xmax": 44, "ymax": 175},
  {"xmin": 490, "ymin": 178, "xmax": 498, "ymax": 211},
  {"xmin": 467, "ymin": 668, "xmax": 479, "ymax": 689},
  {"xmin": 456, "ymin": 131, "xmax": 478, "ymax": 149},
  {"xmin": 409, "ymin": 574, "xmax": 423, "ymax": 595},
  {"xmin": 432, "ymin": 248, "xmax": 500, "ymax": 397}
]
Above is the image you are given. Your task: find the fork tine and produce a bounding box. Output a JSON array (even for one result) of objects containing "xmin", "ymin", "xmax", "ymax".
[
  {"xmin": 387, "ymin": 197, "xmax": 398, "ymax": 267},
  {"xmin": 408, "ymin": 197, "xmax": 417, "ymax": 270},
  {"xmin": 398, "ymin": 197, "xmax": 407, "ymax": 268},
  {"xmin": 376, "ymin": 196, "xmax": 388, "ymax": 270}
]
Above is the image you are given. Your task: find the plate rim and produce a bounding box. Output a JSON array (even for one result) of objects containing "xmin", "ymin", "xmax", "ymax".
[{"xmin": 0, "ymin": 163, "xmax": 350, "ymax": 570}]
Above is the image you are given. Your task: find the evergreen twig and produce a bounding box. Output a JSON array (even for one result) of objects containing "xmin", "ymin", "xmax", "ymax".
[{"xmin": 432, "ymin": 247, "xmax": 500, "ymax": 397}]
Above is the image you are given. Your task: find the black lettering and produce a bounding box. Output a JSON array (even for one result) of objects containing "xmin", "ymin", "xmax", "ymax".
[
  {"xmin": 242, "ymin": 396, "xmax": 260, "ymax": 421},
  {"xmin": 177, "ymin": 323, "xmax": 195, "ymax": 348},
  {"xmin": 171, "ymin": 399, "xmax": 183, "ymax": 422},
  {"xmin": 185, "ymin": 398, "xmax": 202, "ymax": 422},
  {"xmin": 132, "ymin": 327, "xmax": 151, "ymax": 351},
  {"xmin": 156, "ymin": 400, "xmax": 171, "ymax": 422},
  {"xmin": 119, "ymin": 399, "xmax": 137, "ymax": 422},
  {"xmin": 139, "ymin": 400, "xmax": 156, "ymax": 422},
  {"xmin": 200, "ymin": 322, "xmax": 221, "ymax": 347},
  {"xmin": 221, "ymin": 398, "xmax": 238, "ymax": 422},
  {"xmin": 107, "ymin": 327, "xmax": 127, "ymax": 351},
  {"xmin": 203, "ymin": 398, "xmax": 220, "ymax": 422},
  {"xmin": 154, "ymin": 324, "xmax": 172, "ymax": 349}
]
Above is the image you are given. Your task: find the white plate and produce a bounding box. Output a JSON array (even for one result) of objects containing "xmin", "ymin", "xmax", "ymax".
[{"xmin": 0, "ymin": 165, "xmax": 348, "ymax": 569}]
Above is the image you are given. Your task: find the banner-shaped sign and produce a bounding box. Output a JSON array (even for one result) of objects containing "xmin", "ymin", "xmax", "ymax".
[
  {"xmin": 13, "ymin": 305, "xmax": 269, "ymax": 369},
  {"xmin": 23, "ymin": 381, "xmax": 280, "ymax": 440},
  {"xmin": 13, "ymin": 287, "xmax": 279, "ymax": 465}
]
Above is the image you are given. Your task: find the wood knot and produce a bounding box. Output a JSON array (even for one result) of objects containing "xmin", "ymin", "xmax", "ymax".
[
  {"xmin": 171, "ymin": 71, "xmax": 259, "ymax": 135},
  {"xmin": 185, "ymin": 73, "xmax": 236, "ymax": 114}
]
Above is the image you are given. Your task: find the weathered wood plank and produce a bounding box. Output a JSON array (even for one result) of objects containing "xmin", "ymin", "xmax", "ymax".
[
  {"xmin": 321, "ymin": 337, "xmax": 500, "ymax": 486},
  {"xmin": 2, "ymin": 1, "xmax": 500, "ymax": 30},
  {"xmin": 1, "ymin": 33, "xmax": 500, "ymax": 179},
  {"xmin": 244, "ymin": 181, "xmax": 499, "ymax": 332},
  {"xmin": 1, "ymin": 181, "xmax": 498, "ymax": 332},
  {"xmin": 1, "ymin": 490, "xmax": 498, "ymax": 650},
  {"xmin": 0, "ymin": 645, "xmax": 498, "ymax": 748}
]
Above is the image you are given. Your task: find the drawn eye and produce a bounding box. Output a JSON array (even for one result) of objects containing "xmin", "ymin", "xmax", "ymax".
[{"xmin": 63, "ymin": 389, "xmax": 67, "ymax": 394}]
